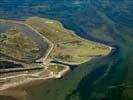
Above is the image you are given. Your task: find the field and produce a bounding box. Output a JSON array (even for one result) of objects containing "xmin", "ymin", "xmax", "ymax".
[
  {"xmin": 26, "ymin": 17, "xmax": 111, "ymax": 63},
  {"xmin": 0, "ymin": 28, "xmax": 40, "ymax": 63}
]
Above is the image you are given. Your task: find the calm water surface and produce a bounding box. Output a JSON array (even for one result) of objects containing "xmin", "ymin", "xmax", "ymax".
[{"xmin": 0, "ymin": 0, "xmax": 132, "ymax": 100}]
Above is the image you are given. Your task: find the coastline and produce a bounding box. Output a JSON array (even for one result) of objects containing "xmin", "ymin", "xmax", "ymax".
[
  {"xmin": 0, "ymin": 45, "xmax": 113, "ymax": 91},
  {"xmin": 0, "ymin": 18, "xmax": 113, "ymax": 91},
  {"xmin": 30, "ymin": 17, "xmax": 112, "ymax": 64}
]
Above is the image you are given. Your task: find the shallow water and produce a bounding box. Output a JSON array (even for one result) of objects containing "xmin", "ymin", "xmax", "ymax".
[{"xmin": 0, "ymin": 0, "xmax": 132, "ymax": 100}]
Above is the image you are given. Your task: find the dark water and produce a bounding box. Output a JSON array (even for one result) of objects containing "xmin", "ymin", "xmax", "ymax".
[{"xmin": 0, "ymin": 0, "xmax": 133, "ymax": 100}]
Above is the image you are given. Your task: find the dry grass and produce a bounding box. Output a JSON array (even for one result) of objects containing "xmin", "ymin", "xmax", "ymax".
[
  {"xmin": 0, "ymin": 29, "xmax": 40, "ymax": 62},
  {"xmin": 26, "ymin": 17, "xmax": 111, "ymax": 63}
]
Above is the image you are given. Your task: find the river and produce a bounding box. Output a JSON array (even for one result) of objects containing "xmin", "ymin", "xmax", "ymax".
[{"xmin": 0, "ymin": 0, "xmax": 132, "ymax": 100}]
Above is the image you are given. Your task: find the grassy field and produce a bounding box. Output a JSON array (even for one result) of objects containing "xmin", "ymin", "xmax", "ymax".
[
  {"xmin": 0, "ymin": 29, "xmax": 40, "ymax": 63},
  {"xmin": 26, "ymin": 17, "xmax": 111, "ymax": 63}
]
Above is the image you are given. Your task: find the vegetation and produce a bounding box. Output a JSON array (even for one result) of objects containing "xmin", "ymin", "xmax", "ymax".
[
  {"xmin": 0, "ymin": 17, "xmax": 111, "ymax": 90},
  {"xmin": 26, "ymin": 17, "xmax": 111, "ymax": 63},
  {"xmin": 0, "ymin": 28, "xmax": 40, "ymax": 63}
]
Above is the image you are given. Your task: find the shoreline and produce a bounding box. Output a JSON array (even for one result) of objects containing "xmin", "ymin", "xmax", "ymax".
[
  {"xmin": 0, "ymin": 18, "xmax": 113, "ymax": 91},
  {"xmin": 0, "ymin": 45, "xmax": 113, "ymax": 91}
]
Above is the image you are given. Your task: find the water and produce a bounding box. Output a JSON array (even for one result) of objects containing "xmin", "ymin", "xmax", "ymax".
[{"xmin": 0, "ymin": 0, "xmax": 132, "ymax": 100}]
